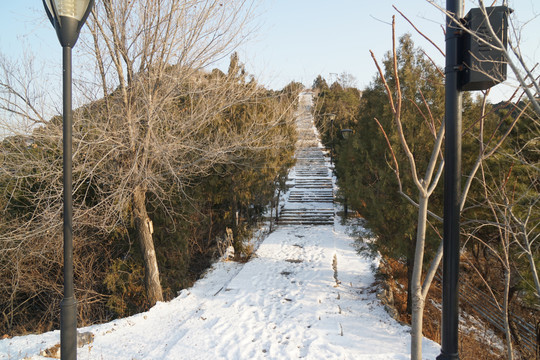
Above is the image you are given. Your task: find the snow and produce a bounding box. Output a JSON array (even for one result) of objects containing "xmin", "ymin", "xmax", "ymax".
[{"xmin": 0, "ymin": 93, "xmax": 441, "ymax": 359}]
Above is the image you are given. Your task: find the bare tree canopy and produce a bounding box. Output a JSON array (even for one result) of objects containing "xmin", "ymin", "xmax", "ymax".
[{"xmin": 0, "ymin": 0, "xmax": 299, "ymax": 334}]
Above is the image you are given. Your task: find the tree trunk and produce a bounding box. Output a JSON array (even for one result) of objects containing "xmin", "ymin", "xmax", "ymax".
[
  {"xmin": 524, "ymin": 241, "xmax": 540, "ymax": 300},
  {"xmin": 406, "ymin": 235, "xmax": 414, "ymax": 316},
  {"xmin": 503, "ymin": 267, "xmax": 514, "ymax": 360},
  {"xmin": 411, "ymin": 194, "xmax": 428, "ymax": 360},
  {"xmin": 275, "ymin": 189, "xmax": 281, "ymax": 222},
  {"xmin": 232, "ymin": 191, "xmax": 238, "ymax": 231},
  {"xmin": 208, "ymin": 206, "xmax": 213, "ymax": 246},
  {"xmin": 269, "ymin": 196, "xmax": 274, "ymax": 232},
  {"xmin": 411, "ymin": 289, "xmax": 426, "ymax": 360},
  {"xmin": 133, "ymin": 185, "xmax": 163, "ymax": 306}
]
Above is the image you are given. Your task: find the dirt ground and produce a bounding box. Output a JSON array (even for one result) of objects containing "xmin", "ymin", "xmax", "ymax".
[{"xmin": 377, "ymin": 256, "xmax": 538, "ymax": 359}]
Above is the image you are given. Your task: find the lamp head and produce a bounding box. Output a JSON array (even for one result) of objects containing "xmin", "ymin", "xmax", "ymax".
[
  {"xmin": 341, "ymin": 129, "xmax": 353, "ymax": 139},
  {"xmin": 43, "ymin": 0, "xmax": 94, "ymax": 47}
]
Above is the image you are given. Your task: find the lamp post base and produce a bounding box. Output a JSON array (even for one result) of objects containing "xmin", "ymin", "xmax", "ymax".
[
  {"xmin": 436, "ymin": 352, "xmax": 459, "ymax": 360},
  {"xmin": 60, "ymin": 296, "xmax": 77, "ymax": 360}
]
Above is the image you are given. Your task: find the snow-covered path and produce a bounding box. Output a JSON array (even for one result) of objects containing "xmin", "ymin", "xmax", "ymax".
[{"xmin": 0, "ymin": 93, "xmax": 440, "ymax": 360}]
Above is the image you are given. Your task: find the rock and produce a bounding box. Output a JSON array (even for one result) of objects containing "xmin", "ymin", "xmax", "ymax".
[
  {"xmin": 39, "ymin": 332, "xmax": 94, "ymax": 359},
  {"xmin": 224, "ymin": 245, "xmax": 235, "ymax": 260},
  {"xmin": 77, "ymin": 331, "xmax": 94, "ymax": 348},
  {"xmin": 40, "ymin": 344, "xmax": 60, "ymax": 359}
]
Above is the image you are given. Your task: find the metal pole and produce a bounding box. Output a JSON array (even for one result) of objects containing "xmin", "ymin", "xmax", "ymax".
[
  {"xmin": 437, "ymin": 0, "xmax": 462, "ymax": 359},
  {"xmin": 331, "ymin": 119, "xmax": 334, "ymax": 167},
  {"xmin": 61, "ymin": 45, "xmax": 77, "ymax": 360}
]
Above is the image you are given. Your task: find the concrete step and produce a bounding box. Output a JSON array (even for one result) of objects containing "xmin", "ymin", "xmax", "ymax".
[
  {"xmin": 279, "ymin": 219, "xmax": 334, "ymax": 225},
  {"xmin": 289, "ymin": 190, "xmax": 333, "ymax": 194},
  {"xmin": 280, "ymin": 208, "xmax": 334, "ymax": 213},
  {"xmin": 288, "ymin": 199, "xmax": 334, "ymax": 203},
  {"xmin": 280, "ymin": 212, "xmax": 334, "ymax": 217},
  {"xmin": 295, "ymin": 178, "xmax": 331, "ymax": 181},
  {"xmin": 295, "ymin": 172, "xmax": 329, "ymax": 177}
]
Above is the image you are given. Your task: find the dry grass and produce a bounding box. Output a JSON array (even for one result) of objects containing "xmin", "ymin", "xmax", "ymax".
[{"xmin": 379, "ymin": 256, "xmax": 507, "ymax": 360}]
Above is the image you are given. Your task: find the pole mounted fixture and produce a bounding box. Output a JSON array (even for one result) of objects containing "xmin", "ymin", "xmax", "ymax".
[
  {"xmin": 43, "ymin": 0, "xmax": 94, "ymax": 48},
  {"xmin": 437, "ymin": 0, "xmax": 463, "ymax": 359},
  {"xmin": 340, "ymin": 129, "xmax": 353, "ymax": 139},
  {"xmin": 339, "ymin": 128, "xmax": 352, "ymax": 218},
  {"xmin": 438, "ymin": 2, "xmax": 510, "ymax": 360},
  {"xmin": 42, "ymin": 1, "xmax": 94, "ymax": 359},
  {"xmin": 328, "ymin": 114, "xmax": 336, "ymax": 167},
  {"xmin": 460, "ymin": 6, "xmax": 513, "ymax": 91}
]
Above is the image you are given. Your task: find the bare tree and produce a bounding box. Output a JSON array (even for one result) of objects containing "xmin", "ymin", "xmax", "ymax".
[
  {"xmin": 463, "ymin": 98, "xmax": 539, "ymax": 358},
  {"xmin": 0, "ymin": 0, "xmax": 298, "ymax": 318},
  {"xmin": 370, "ymin": 19, "xmax": 444, "ymax": 358},
  {"xmin": 472, "ymin": 162, "xmax": 535, "ymax": 360},
  {"xmin": 78, "ymin": 0, "xmax": 259, "ymax": 305}
]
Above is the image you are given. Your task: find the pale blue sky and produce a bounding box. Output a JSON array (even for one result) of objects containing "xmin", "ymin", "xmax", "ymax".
[
  {"xmin": 236, "ymin": 0, "xmax": 448, "ymax": 89},
  {"xmin": 1, "ymin": 1, "xmax": 538, "ymax": 103}
]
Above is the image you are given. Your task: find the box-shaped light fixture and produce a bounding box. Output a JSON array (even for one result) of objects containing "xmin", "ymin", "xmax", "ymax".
[{"xmin": 460, "ymin": 6, "xmax": 512, "ymax": 91}]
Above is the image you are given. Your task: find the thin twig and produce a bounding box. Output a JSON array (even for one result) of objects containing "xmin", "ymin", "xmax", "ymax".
[{"xmin": 393, "ymin": 5, "xmax": 445, "ymax": 57}]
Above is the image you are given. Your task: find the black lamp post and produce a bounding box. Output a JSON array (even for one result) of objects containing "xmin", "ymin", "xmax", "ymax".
[
  {"xmin": 329, "ymin": 114, "xmax": 336, "ymax": 167},
  {"xmin": 321, "ymin": 113, "xmax": 336, "ymax": 166},
  {"xmin": 438, "ymin": 3, "xmax": 511, "ymax": 359},
  {"xmin": 42, "ymin": 1, "xmax": 94, "ymax": 359},
  {"xmin": 340, "ymin": 129, "xmax": 352, "ymax": 218},
  {"xmin": 437, "ymin": 2, "xmax": 462, "ymax": 358}
]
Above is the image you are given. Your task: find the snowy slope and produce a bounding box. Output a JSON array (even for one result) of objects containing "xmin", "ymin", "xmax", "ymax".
[{"xmin": 0, "ymin": 93, "xmax": 441, "ymax": 359}]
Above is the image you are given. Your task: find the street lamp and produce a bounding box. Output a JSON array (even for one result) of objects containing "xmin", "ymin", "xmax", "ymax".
[
  {"xmin": 340, "ymin": 128, "xmax": 352, "ymax": 140},
  {"xmin": 438, "ymin": 3, "xmax": 511, "ymax": 359},
  {"xmin": 340, "ymin": 129, "xmax": 352, "ymax": 218},
  {"xmin": 329, "ymin": 114, "xmax": 336, "ymax": 167},
  {"xmin": 43, "ymin": 1, "xmax": 94, "ymax": 359},
  {"xmin": 322, "ymin": 113, "xmax": 336, "ymax": 166}
]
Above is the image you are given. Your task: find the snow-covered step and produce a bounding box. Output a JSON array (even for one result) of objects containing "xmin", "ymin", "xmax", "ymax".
[
  {"xmin": 295, "ymin": 180, "xmax": 332, "ymax": 188},
  {"xmin": 279, "ymin": 218, "xmax": 333, "ymax": 222},
  {"xmin": 296, "ymin": 164, "xmax": 326, "ymax": 168},
  {"xmin": 279, "ymin": 211, "xmax": 334, "ymax": 218},
  {"xmin": 279, "ymin": 218, "xmax": 334, "ymax": 224},
  {"xmin": 288, "ymin": 189, "xmax": 333, "ymax": 193},
  {"xmin": 296, "ymin": 167, "xmax": 327, "ymax": 171},
  {"xmin": 296, "ymin": 163, "xmax": 326, "ymax": 168},
  {"xmin": 278, "ymin": 208, "xmax": 335, "ymax": 224},
  {"xmin": 280, "ymin": 209, "xmax": 334, "ymax": 217},
  {"xmin": 288, "ymin": 198, "xmax": 334, "ymax": 203},
  {"xmin": 295, "ymin": 170, "xmax": 329, "ymax": 177},
  {"xmin": 297, "ymin": 157, "xmax": 324, "ymax": 160},
  {"xmin": 288, "ymin": 193, "xmax": 333, "ymax": 197},
  {"xmin": 293, "ymin": 184, "xmax": 332, "ymax": 189},
  {"xmin": 279, "ymin": 219, "xmax": 334, "ymax": 224},
  {"xmin": 293, "ymin": 186, "xmax": 332, "ymax": 190},
  {"xmin": 289, "ymin": 190, "xmax": 333, "ymax": 196}
]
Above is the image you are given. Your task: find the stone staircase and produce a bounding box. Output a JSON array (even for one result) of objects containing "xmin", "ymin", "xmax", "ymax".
[
  {"xmin": 278, "ymin": 208, "xmax": 334, "ymax": 225},
  {"xmin": 278, "ymin": 93, "xmax": 335, "ymax": 226}
]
